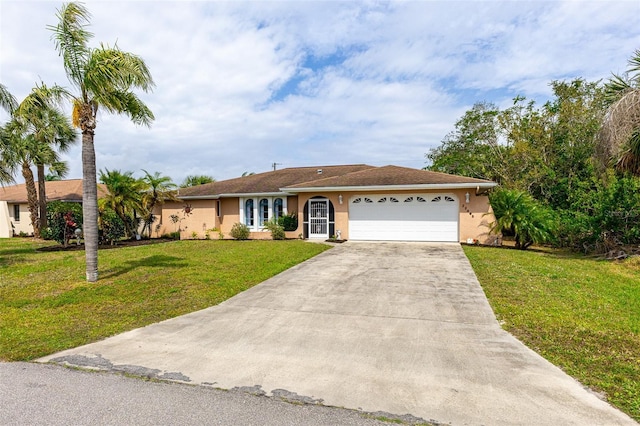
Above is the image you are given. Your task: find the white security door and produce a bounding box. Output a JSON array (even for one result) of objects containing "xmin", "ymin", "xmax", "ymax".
[
  {"xmin": 308, "ymin": 199, "xmax": 329, "ymax": 238},
  {"xmin": 349, "ymin": 194, "xmax": 459, "ymax": 242}
]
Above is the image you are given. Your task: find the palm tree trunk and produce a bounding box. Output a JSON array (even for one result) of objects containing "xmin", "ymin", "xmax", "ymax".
[
  {"xmin": 37, "ymin": 163, "xmax": 47, "ymax": 231},
  {"xmin": 21, "ymin": 162, "xmax": 41, "ymax": 238},
  {"xmin": 82, "ymin": 131, "xmax": 99, "ymax": 282}
]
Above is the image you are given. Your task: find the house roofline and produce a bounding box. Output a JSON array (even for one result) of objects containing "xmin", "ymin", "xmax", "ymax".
[
  {"xmin": 280, "ymin": 182, "xmax": 498, "ymax": 193},
  {"xmin": 179, "ymin": 192, "xmax": 291, "ymax": 200},
  {"xmin": 178, "ymin": 184, "xmax": 498, "ymax": 199}
]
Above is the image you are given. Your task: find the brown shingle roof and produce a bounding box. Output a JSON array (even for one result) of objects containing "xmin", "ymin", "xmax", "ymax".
[
  {"xmin": 283, "ymin": 165, "xmax": 496, "ymax": 190},
  {"xmin": 0, "ymin": 179, "xmax": 107, "ymax": 203},
  {"xmin": 178, "ymin": 164, "xmax": 375, "ymax": 197}
]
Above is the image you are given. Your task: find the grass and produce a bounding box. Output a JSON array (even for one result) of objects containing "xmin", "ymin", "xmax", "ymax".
[
  {"xmin": 463, "ymin": 245, "xmax": 640, "ymax": 421},
  {"xmin": 0, "ymin": 238, "xmax": 330, "ymax": 361}
]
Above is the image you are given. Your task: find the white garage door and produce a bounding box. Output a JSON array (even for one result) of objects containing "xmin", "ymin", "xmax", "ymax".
[{"xmin": 349, "ymin": 194, "xmax": 459, "ymax": 242}]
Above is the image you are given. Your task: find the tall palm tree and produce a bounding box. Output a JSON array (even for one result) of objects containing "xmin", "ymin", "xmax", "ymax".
[
  {"xmin": 598, "ymin": 49, "xmax": 640, "ymax": 175},
  {"xmin": 98, "ymin": 169, "xmax": 145, "ymax": 239},
  {"xmin": 140, "ymin": 170, "xmax": 178, "ymax": 238},
  {"xmin": 50, "ymin": 2, "xmax": 154, "ymax": 281}
]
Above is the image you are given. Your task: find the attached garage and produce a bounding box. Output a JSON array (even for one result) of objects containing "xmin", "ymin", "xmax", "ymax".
[{"xmin": 348, "ymin": 194, "xmax": 459, "ymax": 242}]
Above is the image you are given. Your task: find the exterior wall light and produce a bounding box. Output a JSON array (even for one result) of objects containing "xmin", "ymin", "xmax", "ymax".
[
  {"xmin": 465, "ymin": 192, "xmax": 470, "ymax": 203},
  {"xmin": 339, "ymin": 194, "xmax": 343, "ymax": 204}
]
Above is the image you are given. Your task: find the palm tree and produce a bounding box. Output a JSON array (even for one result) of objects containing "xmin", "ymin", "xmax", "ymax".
[
  {"xmin": 598, "ymin": 49, "xmax": 640, "ymax": 175},
  {"xmin": 98, "ymin": 169, "xmax": 145, "ymax": 239},
  {"xmin": 50, "ymin": 2, "xmax": 154, "ymax": 281},
  {"xmin": 0, "ymin": 122, "xmax": 43, "ymax": 237},
  {"xmin": 0, "ymin": 84, "xmax": 75, "ymax": 238},
  {"xmin": 180, "ymin": 175, "xmax": 215, "ymax": 188},
  {"xmin": 18, "ymin": 84, "xmax": 76, "ymax": 231},
  {"xmin": 140, "ymin": 170, "xmax": 178, "ymax": 238},
  {"xmin": 0, "ymin": 84, "xmax": 18, "ymax": 183},
  {"xmin": 45, "ymin": 161, "xmax": 69, "ymax": 181}
]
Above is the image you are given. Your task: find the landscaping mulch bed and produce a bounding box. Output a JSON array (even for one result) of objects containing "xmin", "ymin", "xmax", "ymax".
[{"xmin": 36, "ymin": 238, "xmax": 177, "ymax": 252}]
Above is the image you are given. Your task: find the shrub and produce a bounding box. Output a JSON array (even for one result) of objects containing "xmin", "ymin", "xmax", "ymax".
[
  {"xmin": 264, "ymin": 219, "xmax": 285, "ymax": 240},
  {"xmin": 99, "ymin": 208, "xmax": 127, "ymax": 245},
  {"xmin": 42, "ymin": 201, "xmax": 83, "ymax": 245},
  {"xmin": 230, "ymin": 222, "xmax": 250, "ymax": 240},
  {"xmin": 488, "ymin": 188, "xmax": 557, "ymax": 250},
  {"xmin": 557, "ymin": 174, "xmax": 640, "ymax": 253},
  {"xmin": 277, "ymin": 213, "xmax": 298, "ymax": 231},
  {"xmin": 161, "ymin": 232, "xmax": 180, "ymax": 240}
]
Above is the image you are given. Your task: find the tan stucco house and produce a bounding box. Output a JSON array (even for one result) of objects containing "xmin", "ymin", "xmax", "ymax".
[
  {"xmin": 158, "ymin": 164, "xmax": 498, "ymax": 243},
  {"xmin": 0, "ymin": 179, "xmax": 106, "ymax": 238}
]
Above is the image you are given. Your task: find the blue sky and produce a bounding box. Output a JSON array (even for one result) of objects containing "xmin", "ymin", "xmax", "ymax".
[{"xmin": 1, "ymin": 0, "xmax": 639, "ymax": 184}]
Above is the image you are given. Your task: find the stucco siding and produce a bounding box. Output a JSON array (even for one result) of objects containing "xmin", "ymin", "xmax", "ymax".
[{"xmin": 162, "ymin": 189, "xmax": 495, "ymax": 242}]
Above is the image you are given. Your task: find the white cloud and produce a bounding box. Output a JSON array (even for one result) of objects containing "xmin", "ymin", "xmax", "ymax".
[{"xmin": 1, "ymin": 0, "xmax": 639, "ymax": 183}]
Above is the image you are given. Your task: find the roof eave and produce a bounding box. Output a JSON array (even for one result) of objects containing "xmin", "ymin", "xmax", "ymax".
[
  {"xmin": 179, "ymin": 191, "xmax": 292, "ymax": 200},
  {"xmin": 281, "ymin": 182, "xmax": 498, "ymax": 193}
]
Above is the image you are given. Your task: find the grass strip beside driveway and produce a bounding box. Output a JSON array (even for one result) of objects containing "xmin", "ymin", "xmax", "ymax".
[
  {"xmin": 464, "ymin": 245, "xmax": 640, "ymax": 421},
  {"xmin": 0, "ymin": 239, "xmax": 330, "ymax": 362}
]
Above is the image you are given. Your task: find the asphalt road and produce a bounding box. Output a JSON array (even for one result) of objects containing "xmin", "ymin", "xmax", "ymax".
[{"xmin": 1, "ymin": 362, "xmax": 403, "ymax": 426}]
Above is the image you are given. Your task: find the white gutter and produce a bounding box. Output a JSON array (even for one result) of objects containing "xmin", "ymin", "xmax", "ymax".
[{"xmin": 280, "ymin": 182, "xmax": 498, "ymax": 193}]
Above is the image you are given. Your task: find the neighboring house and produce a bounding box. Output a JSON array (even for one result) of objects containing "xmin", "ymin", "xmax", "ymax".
[
  {"xmin": 158, "ymin": 164, "xmax": 498, "ymax": 243},
  {"xmin": 0, "ymin": 179, "xmax": 107, "ymax": 238}
]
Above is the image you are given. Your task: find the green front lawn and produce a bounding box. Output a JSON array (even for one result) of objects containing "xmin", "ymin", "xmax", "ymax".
[
  {"xmin": 464, "ymin": 245, "xmax": 640, "ymax": 421},
  {"xmin": 0, "ymin": 238, "xmax": 330, "ymax": 361}
]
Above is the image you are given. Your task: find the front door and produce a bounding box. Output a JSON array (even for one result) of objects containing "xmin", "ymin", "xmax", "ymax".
[{"xmin": 308, "ymin": 199, "xmax": 329, "ymax": 238}]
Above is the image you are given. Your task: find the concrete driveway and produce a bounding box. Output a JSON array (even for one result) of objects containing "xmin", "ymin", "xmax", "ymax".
[{"xmin": 40, "ymin": 242, "xmax": 636, "ymax": 425}]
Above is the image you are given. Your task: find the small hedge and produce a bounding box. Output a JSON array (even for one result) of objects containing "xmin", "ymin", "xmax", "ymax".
[{"xmin": 230, "ymin": 222, "xmax": 250, "ymax": 240}]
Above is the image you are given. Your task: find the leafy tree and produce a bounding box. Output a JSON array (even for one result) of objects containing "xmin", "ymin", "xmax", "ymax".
[
  {"xmin": 140, "ymin": 170, "xmax": 178, "ymax": 238},
  {"xmin": 488, "ymin": 188, "xmax": 557, "ymax": 250},
  {"xmin": 428, "ymin": 80, "xmax": 605, "ymax": 206},
  {"xmin": 500, "ymin": 80, "xmax": 604, "ymax": 209},
  {"xmin": 598, "ymin": 49, "xmax": 640, "ymax": 175},
  {"xmin": 50, "ymin": 2, "xmax": 155, "ymax": 281},
  {"xmin": 98, "ymin": 169, "xmax": 144, "ymax": 239},
  {"xmin": 558, "ymin": 172, "xmax": 640, "ymax": 253},
  {"xmin": 426, "ymin": 102, "xmax": 506, "ymax": 182},
  {"xmin": 180, "ymin": 175, "xmax": 215, "ymax": 187}
]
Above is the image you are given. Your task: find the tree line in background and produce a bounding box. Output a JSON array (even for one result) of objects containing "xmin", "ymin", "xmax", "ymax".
[{"xmin": 427, "ymin": 50, "xmax": 640, "ymax": 254}]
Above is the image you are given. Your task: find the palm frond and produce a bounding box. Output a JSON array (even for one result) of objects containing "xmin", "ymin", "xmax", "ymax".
[
  {"xmin": 48, "ymin": 2, "xmax": 92, "ymax": 93},
  {"xmin": 628, "ymin": 48, "xmax": 640, "ymax": 78},
  {"xmin": 598, "ymin": 89, "xmax": 640, "ymax": 164},
  {"xmin": 98, "ymin": 90, "xmax": 155, "ymax": 127},
  {"xmin": 19, "ymin": 82, "xmax": 70, "ymax": 112},
  {"xmin": 0, "ymin": 83, "xmax": 18, "ymax": 115},
  {"xmin": 85, "ymin": 47, "xmax": 155, "ymax": 95}
]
